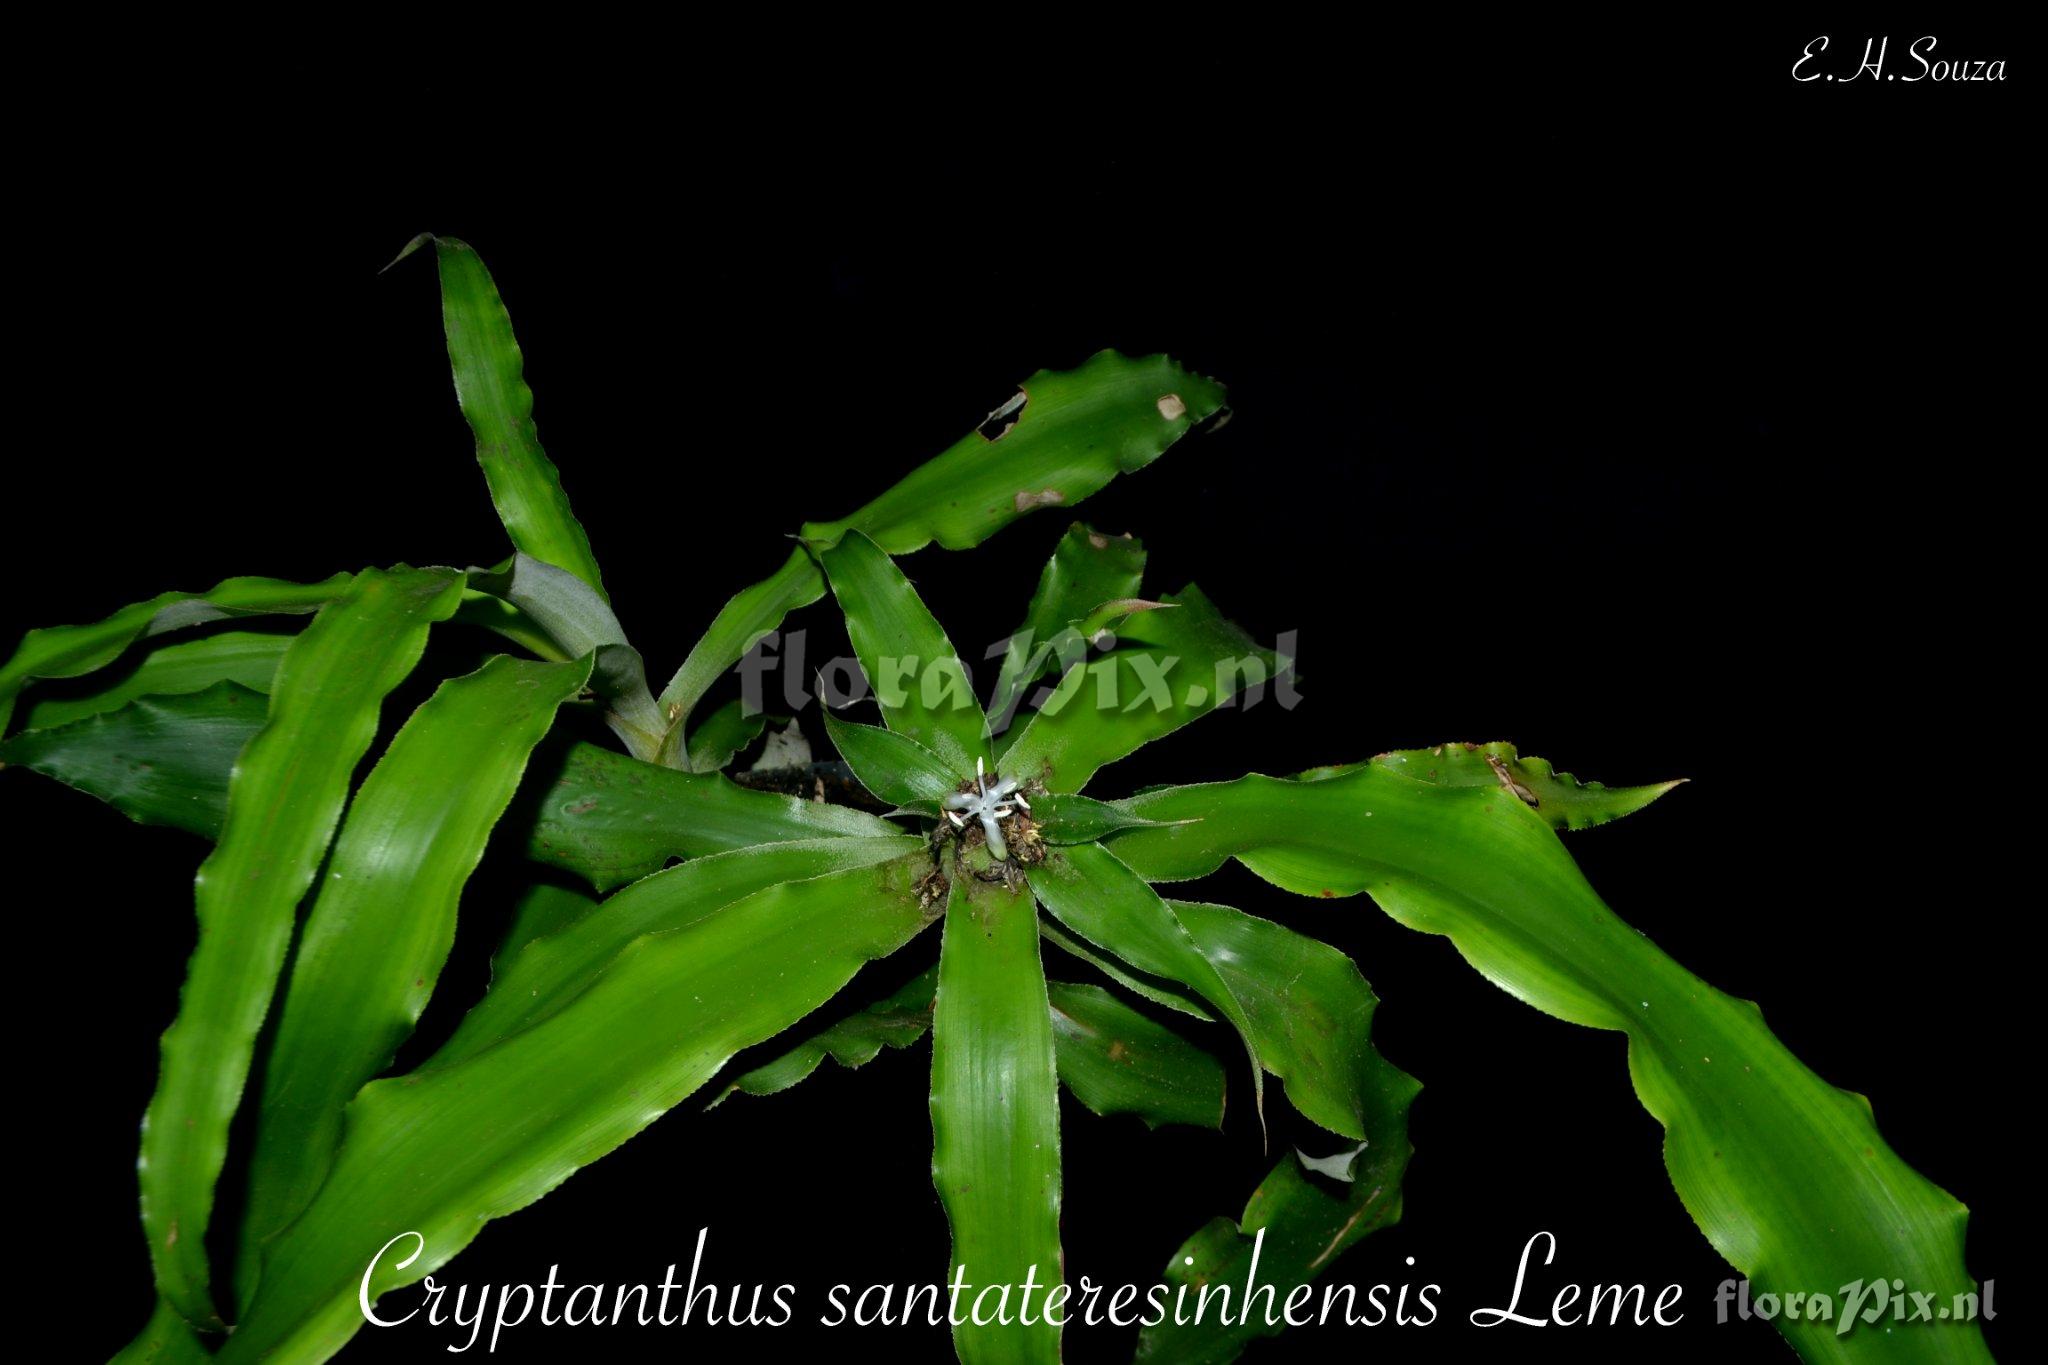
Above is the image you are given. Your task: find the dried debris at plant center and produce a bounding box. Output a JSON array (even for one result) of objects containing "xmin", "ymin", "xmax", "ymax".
[{"xmin": 922, "ymin": 766, "xmax": 1048, "ymax": 893}]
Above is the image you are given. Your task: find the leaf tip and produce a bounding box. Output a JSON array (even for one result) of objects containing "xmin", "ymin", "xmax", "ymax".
[{"xmin": 380, "ymin": 232, "xmax": 437, "ymax": 275}]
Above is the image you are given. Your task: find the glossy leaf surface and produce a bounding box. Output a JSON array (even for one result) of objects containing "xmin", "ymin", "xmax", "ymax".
[
  {"xmin": 1038, "ymin": 920, "xmax": 1214, "ymax": 1023},
  {"xmin": 1003, "ymin": 586, "xmax": 1286, "ymax": 793},
  {"xmin": 0, "ymin": 682, "xmax": 265, "ymax": 837},
  {"xmin": 656, "ymin": 352, "xmax": 1223, "ymax": 756},
  {"xmin": 0, "ymin": 572, "xmax": 349, "ymax": 735},
  {"xmin": 523, "ymin": 741, "xmax": 900, "ymax": 891},
  {"xmin": 1030, "ymin": 791, "xmax": 1182, "ymax": 845},
  {"xmin": 141, "ymin": 567, "xmax": 465, "ymax": 1328},
  {"xmin": 931, "ymin": 865, "xmax": 1062, "ymax": 1365},
  {"xmin": 1173, "ymin": 899, "xmax": 1413, "ymax": 1143},
  {"xmin": 988, "ymin": 523, "xmax": 1147, "ymax": 738},
  {"xmin": 821, "ymin": 529, "xmax": 989, "ymax": 768},
  {"xmin": 654, "ymin": 546, "xmax": 825, "ymax": 764},
  {"xmin": 468, "ymin": 553, "xmax": 661, "ymax": 758},
  {"xmin": 110, "ymin": 1298, "xmax": 213, "ymax": 1365},
  {"xmin": 17, "ymin": 629, "xmax": 289, "ymax": 731},
  {"xmin": 439, "ymin": 836, "xmax": 922, "ymax": 1067},
  {"xmin": 13, "ymin": 714, "xmax": 901, "ymax": 897},
  {"xmin": 716, "ymin": 965, "xmax": 939, "ymax": 1104},
  {"xmin": 236, "ymin": 654, "xmax": 592, "ymax": 1300},
  {"xmin": 1047, "ymin": 982, "xmax": 1224, "ymax": 1131},
  {"xmin": 1135, "ymin": 1142, "xmax": 1414, "ymax": 1364},
  {"xmin": 1361, "ymin": 740, "xmax": 1681, "ymax": 831},
  {"xmin": 823, "ymin": 708, "xmax": 963, "ymax": 806},
  {"xmin": 803, "ymin": 351, "xmax": 1225, "ymax": 555},
  {"xmin": 686, "ymin": 698, "xmax": 767, "ymax": 772},
  {"xmin": 226, "ymin": 853, "xmax": 938, "ymax": 1362},
  {"xmin": 714, "ymin": 969, "xmax": 1225, "ymax": 1136},
  {"xmin": 1109, "ymin": 765, "xmax": 1987, "ymax": 1364},
  {"xmin": 413, "ymin": 235, "xmax": 608, "ymax": 597},
  {"xmin": 1028, "ymin": 844, "xmax": 1267, "ymax": 1128}
]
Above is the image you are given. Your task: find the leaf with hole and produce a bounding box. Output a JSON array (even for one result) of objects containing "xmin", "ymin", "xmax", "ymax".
[{"xmin": 3, "ymin": 241, "xmax": 1981, "ymax": 1365}]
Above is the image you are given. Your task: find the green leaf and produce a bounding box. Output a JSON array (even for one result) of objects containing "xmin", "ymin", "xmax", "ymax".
[
  {"xmin": 496, "ymin": 881, "xmax": 600, "ymax": 966},
  {"xmin": 931, "ymin": 864, "xmax": 1063, "ymax": 1365},
  {"xmin": 523, "ymin": 740, "xmax": 901, "ymax": 892},
  {"xmin": 710, "ymin": 967, "xmax": 1226, "ymax": 1136},
  {"xmin": 3, "ymin": 703, "xmax": 896, "ymax": 901},
  {"xmin": 1109, "ymin": 765, "xmax": 1989, "ymax": 1364},
  {"xmin": 1048, "ymin": 981, "xmax": 1224, "ymax": 1131},
  {"xmin": 822, "ymin": 708, "xmax": 962, "ymax": 806},
  {"xmin": 1134, "ymin": 1142, "xmax": 1413, "ymax": 1365},
  {"xmin": 111, "ymin": 1298, "xmax": 214, "ymax": 1365},
  {"xmin": 438, "ymin": 836, "xmax": 923, "ymax": 1068},
  {"xmin": 449, "ymin": 588, "xmax": 575, "ymax": 662},
  {"xmin": 468, "ymin": 553, "xmax": 663, "ymax": 759},
  {"xmin": 656, "ymin": 352, "xmax": 1224, "ymax": 757},
  {"xmin": 804, "ymin": 351, "xmax": 1226, "ymax": 555},
  {"xmin": 0, "ymin": 571, "xmax": 350, "ymax": 736},
  {"xmin": 412, "ymin": 235, "xmax": 607, "ymax": 598},
  {"xmin": 1039, "ymin": 920, "xmax": 1216, "ymax": 1023},
  {"xmin": 1172, "ymin": 900, "xmax": 1416, "ymax": 1143},
  {"xmin": 714, "ymin": 965, "xmax": 939, "ymax": 1103},
  {"xmin": 686, "ymin": 698, "xmax": 767, "ymax": 772},
  {"xmin": 0, "ymin": 682, "xmax": 265, "ymax": 837},
  {"xmin": 16, "ymin": 629, "xmax": 290, "ymax": 732},
  {"xmin": 820, "ymin": 529, "xmax": 989, "ymax": 768},
  {"xmin": 236, "ymin": 654, "xmax": 593, "ymax": 1304},
  {"xmin": 1027, "ymin": 844, "xmax": 1268, "ymax": 1131},
  {"xmin": 655, "ymin": 545, "xmax": 826, "ymax": 766},
  {"xmin": 225, "ymin": 852, "xmax": 938, "ymax": 1363},
  {"xmin": 1030, "ymin": 790, "xmax": 1184, "ymax": 844},
  {"xmin": 988, "ymin": 523, "xmax": 1147, "ymax": 738},
  {"xmin": 1130, "ymin": 903, "xmax": 1418, "ymax": 1363},
  {"xmin": 1004, "ymin": 585, "xmax": 1288, "ymax": 793},
  {"xmin": 139, "ymin": 566, "xmax": 464, "ymax": 1330},
  {"xmin": 1364, "ymin": 740, "xmax": 1682, "ymax": 830}
]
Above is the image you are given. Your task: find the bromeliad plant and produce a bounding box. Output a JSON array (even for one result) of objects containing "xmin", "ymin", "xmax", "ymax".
[{"xmin": 0, "ymin": 240, "xmax": 1989, "ymax": 1365}]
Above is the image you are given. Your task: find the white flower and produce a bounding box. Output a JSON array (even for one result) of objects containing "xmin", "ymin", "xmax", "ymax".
[{"xmin": 941, "ymin": 757, "xmax": 1031, "ymax": 861}]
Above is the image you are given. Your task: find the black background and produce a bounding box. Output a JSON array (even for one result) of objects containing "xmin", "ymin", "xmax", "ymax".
[{"xmin": 6, "ymin": 26, "xmax": 2026, "ymax": 1363}]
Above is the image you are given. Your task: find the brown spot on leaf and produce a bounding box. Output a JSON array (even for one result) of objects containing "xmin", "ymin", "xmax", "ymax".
[
  {"xmin": 1013, "ymin": 488, "xmax": 1066, "ymax": 513},
  {"xmin": 1484, "ymin": 752, "xmax": 1540, "ymax": 807}
]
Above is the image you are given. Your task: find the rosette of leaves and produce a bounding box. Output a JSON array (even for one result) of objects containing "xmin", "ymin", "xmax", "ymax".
[{"xmin": 0, "ymin": 242, "xmax": 1989, "ymax": 1365}]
